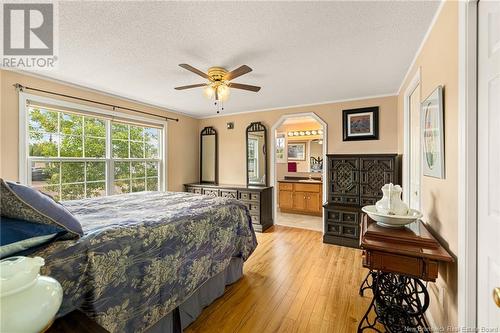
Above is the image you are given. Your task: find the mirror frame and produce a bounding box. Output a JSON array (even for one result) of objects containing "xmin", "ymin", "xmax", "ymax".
[
  {"xmin": 200, "ymin": 126, "xmax": 218, "ymax": 184},
  {"xmin": 246, "ymin": 122, "xmax": 267, "ymax": 186}
]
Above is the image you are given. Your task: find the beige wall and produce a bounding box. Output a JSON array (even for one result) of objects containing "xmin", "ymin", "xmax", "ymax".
[
  {"xmin": 397, "ymin": 1, "xmax": 458, "ymax": 327},
  {"xmin": 0, "ymin": 70, "xmax": 199, "ymax": 192},
  {"xmin": 200, "ymin": 95, "xmax": 399, "ymax": 185}
]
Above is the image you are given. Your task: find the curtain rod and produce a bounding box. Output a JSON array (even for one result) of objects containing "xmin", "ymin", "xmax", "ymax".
[{"xmin": 13, "ymin": 83, "xmax": 179, "ymax": 122}]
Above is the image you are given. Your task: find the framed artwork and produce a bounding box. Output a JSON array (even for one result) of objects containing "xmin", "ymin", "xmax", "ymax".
[
  {"xmin": 342, "ymin": 107, "xmax": 379, "ymax": 141},
  {"xmin": 275, "ymin": 132, "xmax": 287, "ymax": 163},
  {"xmin": 287, "ymin": 142, "xmax": 306, "ymax": 160},
  {"xmin": 421, "ymin": 86, "xmax": 445, "ymax": 178}
]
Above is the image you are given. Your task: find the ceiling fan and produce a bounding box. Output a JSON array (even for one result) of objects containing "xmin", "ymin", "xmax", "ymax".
[{"xmin": 175, "ymin": 64, "xmax": 261, "ymax": 113}]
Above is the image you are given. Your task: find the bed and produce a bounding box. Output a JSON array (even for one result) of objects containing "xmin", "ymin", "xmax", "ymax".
[{"xmin": 30, "ymin": 191, "xmax": 257, "ymax": 333}]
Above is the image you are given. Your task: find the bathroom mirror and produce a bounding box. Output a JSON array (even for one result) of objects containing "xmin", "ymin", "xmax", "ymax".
[
  {"xmin": 309, "ymin": 139, "xmax": 323, "ymax": 173},
  {"xmin": 200, "ymin": 127, "xmax": 217, "ymax": 184},
  {"xmin": 246, "ymin": 122, "xmax": 267, "ymax": 186}
]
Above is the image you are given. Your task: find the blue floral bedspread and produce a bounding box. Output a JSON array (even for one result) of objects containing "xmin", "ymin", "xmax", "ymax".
[{"xmin": 31, "ymin": 191, "xmax": 257, "ymax": 333}]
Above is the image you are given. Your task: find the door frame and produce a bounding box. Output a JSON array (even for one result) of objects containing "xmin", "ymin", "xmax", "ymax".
[
  {"xmin": 458, "ymin": 0, "xmax": 478, "ymax": 328},
  {"xmin": 270, "ymin": 112, "xmax": 328, "ymax": 232},
  {"xmin": 402, "ymin": 68, "xmax": 421, "ymax": 208}
]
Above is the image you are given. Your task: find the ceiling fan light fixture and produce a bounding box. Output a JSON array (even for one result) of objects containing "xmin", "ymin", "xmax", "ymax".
[
  {"xmin": 203, "ymin": 85, "xmax": 214, "ymax": 99},
  {"xmin": 217, "ymin": 84, "xmax": 230, "ymax": 101}
]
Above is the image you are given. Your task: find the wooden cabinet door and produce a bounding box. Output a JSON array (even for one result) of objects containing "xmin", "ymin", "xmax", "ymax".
[
  {"xmin": 292, "ymin": 191, "xmax": 307, "ymax": 210},
  {"xmin": 306, "ymin": 192, "xmax": 321, "ymax": 213},
  {"xmin": 279, "ymin": 190, "xmax": 293, "ymax": 209}
]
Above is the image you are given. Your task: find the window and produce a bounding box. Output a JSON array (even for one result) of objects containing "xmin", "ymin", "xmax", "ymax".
[
  {"xmin": 24, "ymin": 98, "xmax": 164, "ymax": 201},
  {"xmin": 275, "ymin": 132, "xmax": 286, "ymax": 163}
]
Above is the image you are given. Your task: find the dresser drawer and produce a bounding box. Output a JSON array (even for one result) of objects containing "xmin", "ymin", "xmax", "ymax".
[
  {"xmin": 360, "ymin": 197, "xmax": 377, "ymax": 206},
  {"xmin": 279, "ymin": 183, "xmax": 293, "ymax": 191},
  {"xmin": 294, "ymin": 183, "xmax": 321, "ymax": 193},
  {"xmin": 242, "ymin": 201, "xmax": 260, "ymax": 213},
  {"xmin": 325, "ymin": 209, "xmax": 359, "ymax": 224},
  {"xmin": 326, "ymin": 222, "xmax": 342, "ymax": 235},
  {"xmin": 202, "ymin": 189, "xmax": 219, "ymax": 197},
  {"xmin": 239, "ymin": 191, "xmax": 260, "ymax": 202},
  {"xmin": 220, "ymin": 190, "xmax": 237, "ymax": 199},
  {"xmin": 341, "ymin": 211, "xmax": 358, "ymax": 224},
  {"xmin": 330, "ymin": 195, "xmax": 359, "ymax": 206},
  {"xmin": 185, "ymin": 186, "xmax": 202, "ymax": 194},
  {"xmin": 341, "ymin": 224, "xmax": 359, "ymax": 239},
  {"xmin": 325, "ymin": 210, "xmax": 341, "ymax": 222},
  {"xmin": 250, "ymin": 214, "xmax": 260, "ymax": 224}
]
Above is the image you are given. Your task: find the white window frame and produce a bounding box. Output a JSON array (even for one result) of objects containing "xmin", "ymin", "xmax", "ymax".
[{"xmin": 18, "ymin": 92, "xmax": 168, "ymax": 195}]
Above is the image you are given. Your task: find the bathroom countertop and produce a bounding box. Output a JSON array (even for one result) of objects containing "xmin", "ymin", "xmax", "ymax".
[{"xmin": 277, "ymin": 179, "xmax": 322, "ymax": 184}]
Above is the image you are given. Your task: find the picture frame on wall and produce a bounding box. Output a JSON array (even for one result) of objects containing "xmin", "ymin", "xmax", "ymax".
[
  {"xmin": 287, "ymin": 142, "xmax": 306, "ymax": 160},
  {"xmin": 342, "ymin": 106, "xmax": 379, "ymax": 141},
  {"xmin": 421, "ymin": 85, "xmax": 445, "ymax": 179}
]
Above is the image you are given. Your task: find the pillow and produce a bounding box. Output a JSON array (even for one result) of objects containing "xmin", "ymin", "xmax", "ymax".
[
  {"xmin": 0, "ymin": 179, "xmax": 83, "ymax": 238},
  {"xmin": 0, "ymin": 217, "xmax": 64, "ymax": 258}
]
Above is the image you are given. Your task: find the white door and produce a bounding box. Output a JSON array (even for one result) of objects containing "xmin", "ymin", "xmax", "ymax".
[
  {"xmin": 409, "ymin": 85, "xmax": 421, "ymax": 210},
  {"xmin": 478, "ymin": 0, "xmax": 500, "ymax": 328}
]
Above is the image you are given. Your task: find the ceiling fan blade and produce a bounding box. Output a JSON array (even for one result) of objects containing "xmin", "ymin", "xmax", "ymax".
[
  {"xmin": 178, "ymin": 64, "xmax": 210, "ymax": 80},
  {"xmin": 229, "ymin": 83, "xmax": 261, "ymax": 92},
  {"xmin": 224, "ymin": 65, "xmax": 252, "ymax": 81},
  {"xmin": 174, "ymin": 83, "xmax": 207, "ymax": 90}
]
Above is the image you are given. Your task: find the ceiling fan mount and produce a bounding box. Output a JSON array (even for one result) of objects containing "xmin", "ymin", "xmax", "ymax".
[{"xmin": 206, "ymin": 67, "xmax": 228, "ymax": 82}]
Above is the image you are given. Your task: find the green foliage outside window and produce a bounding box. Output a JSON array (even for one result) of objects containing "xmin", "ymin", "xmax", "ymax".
[{"xmin": 28, "ymin": 106, "xmax": 160, "ymax": 201}]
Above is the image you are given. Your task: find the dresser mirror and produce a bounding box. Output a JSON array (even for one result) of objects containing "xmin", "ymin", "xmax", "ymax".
[
  {"xmin": 246, "ymin": 122, "xmax": 267, "ymax": 186},
  {"xmin": 200, "ymin": 127, "xmax": 218, "ymax": 184}
]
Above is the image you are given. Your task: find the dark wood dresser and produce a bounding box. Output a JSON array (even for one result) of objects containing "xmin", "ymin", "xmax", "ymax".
[
  {"xmin": 184, "ymin": 183, "xmax": 273, "ymax": 232},
  {"xmin": 323, "ymin": 154, "xmax": 401, "ymax": 248}
]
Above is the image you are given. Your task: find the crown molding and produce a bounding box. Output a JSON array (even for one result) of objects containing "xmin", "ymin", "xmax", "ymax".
[{"xmin": 199, "ymin": 93, "xmax": 397, "ymax": 119}]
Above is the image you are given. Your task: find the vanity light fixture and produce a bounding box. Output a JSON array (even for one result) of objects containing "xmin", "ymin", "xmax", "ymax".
[{"xmin": 287, "ymin": 129, "xmax": 323, "ymax": 137}]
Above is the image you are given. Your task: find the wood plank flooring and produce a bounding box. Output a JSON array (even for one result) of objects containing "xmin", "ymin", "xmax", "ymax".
[{"xmin": 185, "ymin": 225, "xmax": 372, "ymax": 333}]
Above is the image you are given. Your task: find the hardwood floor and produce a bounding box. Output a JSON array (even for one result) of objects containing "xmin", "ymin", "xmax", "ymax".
[{"xmin": 185, "ymin": 225, "xmax": 372, "ymax": 333}]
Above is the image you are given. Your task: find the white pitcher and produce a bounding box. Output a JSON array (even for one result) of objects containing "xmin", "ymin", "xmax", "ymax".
[
  {"xmin": 0, "ymin": 256, "xmax": 63, "ymax": 333},
  {"xmin": 375, "ymin": 183, "xmax": 409, "ymax": 216}
]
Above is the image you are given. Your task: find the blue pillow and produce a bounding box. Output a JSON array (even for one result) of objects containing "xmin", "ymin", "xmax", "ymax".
[
  {"xmin": 0, "ymin": 217, "xmax": 64, "ymax": 258},
  {"xmin": 0, "ymin": 179, "xmax": 83, "ymax": 238}
]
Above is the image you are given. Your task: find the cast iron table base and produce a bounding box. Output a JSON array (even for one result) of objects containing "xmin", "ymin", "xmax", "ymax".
[{"xmin": 358, "ymin": 270, "xmax": 431, "ymax": 333}]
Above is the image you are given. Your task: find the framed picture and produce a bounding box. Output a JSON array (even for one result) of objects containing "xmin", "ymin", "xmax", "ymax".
[
  {"xmin": 421, "ymin": 86, "xmax": 445, "ymax": 178},
  {"xmin": 342, "ymin": 106, "xmax": 379, "ymax": 141},
  {"xmin": 287, "ymin": 142, "xmax": 306, "ymax": 160}
]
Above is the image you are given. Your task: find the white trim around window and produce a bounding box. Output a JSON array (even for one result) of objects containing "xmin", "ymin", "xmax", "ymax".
[{"xmin": 18, "ymin": 92, "xmax": 168, "ymax": 194}]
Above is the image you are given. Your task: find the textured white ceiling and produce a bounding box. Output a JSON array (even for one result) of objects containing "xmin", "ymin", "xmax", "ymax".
[{"xmin": 28, "ymin": 1, "xmax": 439, "ymax": 117}]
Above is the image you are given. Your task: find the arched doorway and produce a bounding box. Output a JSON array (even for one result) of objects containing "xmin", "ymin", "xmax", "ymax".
[{"xmin": 270, "ymin": 112, "xmax": 328, "ymax": 233}]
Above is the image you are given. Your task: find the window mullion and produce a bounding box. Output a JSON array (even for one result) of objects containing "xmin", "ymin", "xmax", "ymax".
[{"xmin": 106, "ymin": 119, "xmax": 113, "ymax": 196}]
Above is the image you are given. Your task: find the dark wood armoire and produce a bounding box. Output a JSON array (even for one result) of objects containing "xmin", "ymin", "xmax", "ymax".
[{"xmin": 323, "ymin": 154, "xmax": 401, "ymax": 248}]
